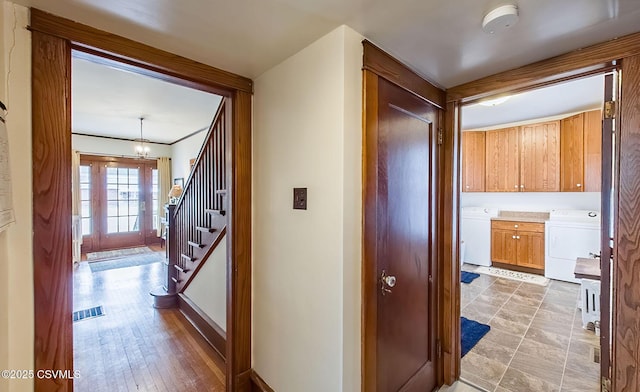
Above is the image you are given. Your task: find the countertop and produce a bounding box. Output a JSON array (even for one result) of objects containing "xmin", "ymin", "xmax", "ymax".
[{"xmin": 490, "ymin": 210, "xmax": 550, "ymax": 223}]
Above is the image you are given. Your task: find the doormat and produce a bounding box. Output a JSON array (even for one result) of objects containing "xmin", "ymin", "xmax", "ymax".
[
  {"xmin": 73, "ymin": 306, "xmax": 104, "ymax": 322},
  {"xmin": 87, "ymin": 246, "xmax": 152, "ymax": 261},
  {"xmin": 475, "ymin": 266, "xmax": 549, "ymax": 286},
  {"xmin": 89, "ymin": 252, "xmax": 165, "ymax": 273},
  {"xmin": 461, "ymin": 271, "xmax": 481, "ymax": 284},
  {"xmin": 461, "ymin": 317, "xmax": 490, "ymax": 357}
]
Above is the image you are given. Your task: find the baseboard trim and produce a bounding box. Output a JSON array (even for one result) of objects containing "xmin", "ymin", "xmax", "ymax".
[
  {"xmin": 250, "ymin": 369, "xmax": 276, "ymax": 392},
  {"xmin": 177, "ymin": 293, "xmax": 226, "ymax": 358}
]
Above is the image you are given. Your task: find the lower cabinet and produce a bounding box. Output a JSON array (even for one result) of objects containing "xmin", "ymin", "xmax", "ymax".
[{"xmin": 491, "ymin": 220, "xmax": 545, "ymax": 271}]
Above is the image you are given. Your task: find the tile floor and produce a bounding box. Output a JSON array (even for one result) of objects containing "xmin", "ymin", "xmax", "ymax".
[{"xmin": 460, "ymin": 264, "xmax": 600, "ymax": 392}]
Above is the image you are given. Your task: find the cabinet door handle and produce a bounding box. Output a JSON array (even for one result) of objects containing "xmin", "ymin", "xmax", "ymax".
[
  {"xmin": 512, "ymin": 235, "xmax": 516, "ymax": 239},
  {"xmin": 514, "ymin": 224, "xmax": 519, "ymax": 228},
  {"xmin": 576, "ymin": 183, "xmax": 582, "ymax": 187},
  {"xmin": 514, "ymin": 185, "xmax": 518, "ymax": 189},
  {"xmin": 465, "ymin": 185, "xmax": 470, "ymax": 189},
  {"xmin": 520, "ymin": 185, "xmax": 524, "ymax": 189},
  {"xmin": 516, "ymin": 236, "xmax": 520, "ymax": 239}
]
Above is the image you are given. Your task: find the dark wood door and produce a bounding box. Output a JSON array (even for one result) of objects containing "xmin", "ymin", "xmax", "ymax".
[{"xmin": 375, "ymin": 78, "xmax": 438, "ymax": 392}]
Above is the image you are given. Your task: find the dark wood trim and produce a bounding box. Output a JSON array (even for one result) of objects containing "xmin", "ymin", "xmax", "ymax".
[
  {"xmin": 447, "ymin": 31, "xmax": 640, "ymax": 102},
  {"xmin": 31, "ymin": 9, "xmax": 253, "ymax": 392},
  {"xmin": 362, "ymin": 40, "xmax": 446, "ymax": 109},
  {"xmin": 362, "ymin": 69, "xmax": 379, "ymax": 391},
  {"xmin": 79, "ymin": 153, "xmax": 159, "ymax": 165},
  {"xmin": 250, "ymin": 369, "xmax": 276, "ymax": 392},
  {"xmin": 613, "ymin": 54, "xmax": 640, "ymax": 392},
  {"xmin": 169, "ymin": 126, "xmax": 208, "ymax": 145},
  {"xmin": 439, "ymin": 101, "xmax": 460, "ymax": 385},
  {"xmin": 444, "ymin": 31, "xmax": 640, "ymax": 391},
  {"xmin": 227, "ymin": 90, "xmax": 253, "ymax": 392},
  {"xmin": 72, "ymin": 132, "xmax": 173, "ymax": 145},
  {"xmin": 32, "ymin": 30, "xmax": 73, "ymax": 392},
  {"xmin": 178, "ymin": 294, "xmax": 227, "ymax": 358},
  {"xmin": 30, "ymin": 9, "xmax": 253, "ymax": 94}
]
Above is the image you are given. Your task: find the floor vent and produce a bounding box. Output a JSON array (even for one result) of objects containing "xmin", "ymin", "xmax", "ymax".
[{"xmin": 73, "ymin": 306, "xmax": 104, "ymax": 322}]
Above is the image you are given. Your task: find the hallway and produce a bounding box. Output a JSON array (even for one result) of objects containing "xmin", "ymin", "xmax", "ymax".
[{"xmin": 73, "ymin": 255, "xmax": 225, "ymax": 391}]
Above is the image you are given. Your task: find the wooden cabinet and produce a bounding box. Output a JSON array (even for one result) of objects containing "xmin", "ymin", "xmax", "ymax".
[
  {"xmin": 583, "ymin": 110, "xmax": 602, "ymax": 192},
  {"xmin": 560, "ymin": 110, "xmax": 602, "ymax": 192},
  {"xmin": 520, "ymin": 121, "xmax": 560, "ymax": 192},
  {"xmin": 461, "ymin": 131, "xmax": 485, "ymax": 192},
  {"xmin": 491, "ymin": 220, "xmax": 545, "ymax": 271},
  {"xmin": 485, "ymin": 127, "xmax": 520, "ymax": 192}
]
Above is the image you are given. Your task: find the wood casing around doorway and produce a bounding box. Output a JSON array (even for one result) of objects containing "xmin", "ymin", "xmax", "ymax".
[
  {"xmin": 31, "ymin": 9, "xmax": 252, "ymax": 392},
  {"xmin": 444, "ymin": 30, "xmax": 640, "ymax": 390}
]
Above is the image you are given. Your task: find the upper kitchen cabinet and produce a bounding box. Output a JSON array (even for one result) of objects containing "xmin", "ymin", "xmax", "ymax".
[
  {"xmin": 461, "ymin": 131, "xmax": 485, "ymax": 192},
  {"xmin": 583, "ymin": 110, "xmax": 602, "ymax": 192},
  {"xmin": 520, "ymin": 121, "xmax": 560, "ymax": 192},
  {"xmin": 486, "ymin": 127, "xmax": 520, "ymax": 192},
  {"xmin": 560, "ymin": 110, "xmax": 602, "ymax": 192},
  {"xmin": 560, "ymin": 113, "xmax": 585, "ymax": 191}
]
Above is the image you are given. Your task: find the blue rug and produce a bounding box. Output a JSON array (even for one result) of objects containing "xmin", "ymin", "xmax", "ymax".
[
  {"xmin": 89, "ymin": 252, "xmax": 165, "ymax": 273},
  {"xmin": 461, "ymin": 317, "xmax": 490, "ymax": 357},
  {"xmin": 461, "ymin": 271, "xmax": 480, "ymax": 284}
]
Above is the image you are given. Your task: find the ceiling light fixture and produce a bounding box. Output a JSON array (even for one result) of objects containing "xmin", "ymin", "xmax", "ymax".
[
  {"xmin": 135, "ymin": 117, "xmax": 150, "ymax": 159},
  {"xmin": 478, "ymin": 96, "xmax": 511, "ymax": 107},
  {"xmin": 482, "ymin": 4, "xmax": 519, "ymax": 34}
]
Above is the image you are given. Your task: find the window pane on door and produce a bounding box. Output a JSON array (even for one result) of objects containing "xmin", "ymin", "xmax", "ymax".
[
  {"xmin": 106, "ymin": 166, "xmax": 140, "ymax": 233},
  {"xmin": 80, "ymin": 165, "xmax": 92, "ymax": 236},
  {"xmin": 152, "ymin": 169, "xmax": 159, "ymax": 230}
]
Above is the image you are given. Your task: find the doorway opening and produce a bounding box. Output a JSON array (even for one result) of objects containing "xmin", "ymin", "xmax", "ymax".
[
  {"xmin": 70, "ymin": 52, "xmax": 227, "ymax": 390},
  {"xmin": 458, "ymin": 73, "xmax": 615, "ymax": 391}
]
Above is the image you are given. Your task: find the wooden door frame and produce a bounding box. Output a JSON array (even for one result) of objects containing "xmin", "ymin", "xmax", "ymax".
[
  {"xmin": 30, "ymin": 9, "xmax": 252, "ymax": 392},
  {"xmin": 442, "ymin": 30, "xmax": 640, "ymax": 390},
  {"xmin": 361, "ymin": 41, "xmax": 447, "ymax": 390}
]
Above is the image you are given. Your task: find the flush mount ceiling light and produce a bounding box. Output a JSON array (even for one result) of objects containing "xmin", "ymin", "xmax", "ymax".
[
  {"xmin": 478, "ymin": 96, "xmax": 511, "ymax": 106},
  {"xmin": 482, "ymin": 4, "xmax": 519, "ymax": 34}
]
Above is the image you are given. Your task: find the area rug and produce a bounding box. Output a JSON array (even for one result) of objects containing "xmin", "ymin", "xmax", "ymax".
[
  {"xmin": 461, "ymin": 317, "xmax": 490, "ymax": 357},
  {"xmin": 461, "ymin": 271, "xmax": 480, "ymax": 284},
  {"xmin": 86, "ymin": 246, "xmax": 152, "ymax": 261},
  {"xmin": 88, "ymin": 252, "xmax": 164, "ymax": 273},
  {"xmin": 475, "ymin": 266, "xmax": 549, "ymax": 286}
]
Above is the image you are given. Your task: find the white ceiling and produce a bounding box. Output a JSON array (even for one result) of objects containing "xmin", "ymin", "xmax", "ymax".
[
  {"xmin": 11, "ymin": 0, "xmax": 640, "ymax": 88},
  {"xmin": 72, "ymin": 55, "xmax": 222, "ymax": 144},
  {"xmin": 462, "ymin": 74, "xmax": 605, "ymax": 130}
]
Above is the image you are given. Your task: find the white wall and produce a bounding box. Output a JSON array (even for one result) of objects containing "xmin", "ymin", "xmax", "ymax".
[
  {"xmin": 0, "ymin": 3, "xmax": 33, "ymax": 391},
  {"xmin": 253, "ymin": 25, "xmax": 363, "ymax": 392},
  {"xmin": 72, "ymin": 134, "xmax": 172, "ymax": 158},
  {"xmin": 183, "ymin": 234, "xmax": 227, "ymax": 331},
  {"xmin": 170, "ymin": 130, "xmax": 206, "ymax": 182},
  {"xmin": 461, "ymin": 192, "xmax": 601, "ymax": 211}
]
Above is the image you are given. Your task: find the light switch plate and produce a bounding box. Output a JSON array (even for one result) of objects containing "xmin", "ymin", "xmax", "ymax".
[{"xmin": 293, "ymin": 188, "xmax": 307, "ymax": 210}]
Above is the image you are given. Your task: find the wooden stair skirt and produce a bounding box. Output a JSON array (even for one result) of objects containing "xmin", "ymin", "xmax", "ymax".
[{"xmin": 178, "ymin": 294, "xmax": 226, "ymax": 358}]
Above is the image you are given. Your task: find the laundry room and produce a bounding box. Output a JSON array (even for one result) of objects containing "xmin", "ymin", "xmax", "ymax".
[{"xmin": 457, "ymin": 74, "xmax": 608, "ymax": 391}]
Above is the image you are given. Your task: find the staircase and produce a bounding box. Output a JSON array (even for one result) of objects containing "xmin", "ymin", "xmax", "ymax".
[{"xmin": 168, "ymin": 99, "xmax": 228, "ymax": 293}]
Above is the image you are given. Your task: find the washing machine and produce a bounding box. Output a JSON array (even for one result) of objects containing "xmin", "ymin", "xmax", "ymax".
[
  {"xmin": 461, "ymin": 207, "xmax": 499, "ymax": 266},
  {"xmin": 545, "ymin": 210, "xmax": 601, "ymax": 283}
]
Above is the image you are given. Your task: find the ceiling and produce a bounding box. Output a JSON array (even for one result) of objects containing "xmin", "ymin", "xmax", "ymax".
[
  {"xmin": 72, "ymin": 55, "xmax": 222, "ymax": 144},
  {"xmin": 462, "ymin": 74, "xmax": 604, "ymax": 130},
  {"xmin": 11, "ymin": 0, "xmax": 640, "ymax": 88}
]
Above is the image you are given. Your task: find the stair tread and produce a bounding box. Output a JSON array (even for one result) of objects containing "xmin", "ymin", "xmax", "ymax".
[
  {"xmin": 196, "ymin": 226, "xmax": 216, "ymax": 233},
  {"xmin": 173, "ymin": 264, "xmax": 189, "ymax": 273},
  {"xmin": 181, "ymin": 253, "xmax": 196, "ymax": 261},
  {"xmin": 188, "ymin": 240, "xmax": 205, "ymax": 248},
  {"xmin": 205, "ymin": 209, "xmax": 226, "ymax": 216}
]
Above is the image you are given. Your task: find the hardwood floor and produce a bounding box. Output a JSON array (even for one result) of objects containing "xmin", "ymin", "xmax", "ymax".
[{"xmin": 73, "ymin": 256, "xmax": 225, "ymax": 391}]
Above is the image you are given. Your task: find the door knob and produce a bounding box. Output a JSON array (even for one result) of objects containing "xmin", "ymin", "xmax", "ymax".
[{"xmin": 380, "ymin": 270, "xmax": 396, "ymax": 295}]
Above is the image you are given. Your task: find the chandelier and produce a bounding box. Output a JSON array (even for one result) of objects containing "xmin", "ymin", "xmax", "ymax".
[{"xmin": 134, "ymin": 117, "xmax": 150, "ymax": 158}]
